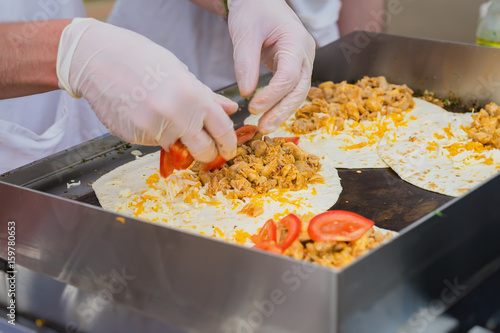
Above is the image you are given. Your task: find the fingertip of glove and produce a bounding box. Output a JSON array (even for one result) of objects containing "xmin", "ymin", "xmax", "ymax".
[
  {"xmin": 239, "ymin": 87, "xmax": 254, "ymax": 100},
  {"xmin": 191, "ymin": 143, "xmax": 219, "ymax": 163},
  {"xmin": 248, "ymin": 99, "xmax": 271, "ymax": 116},
  {"xmin": 213, "ymin": 94, "xmax": 238, "ymax": 114},
  {"xmin": 219, "ymin": 144, "xmax": 237, "ymax": 161},
  {"xmin": 257, "ymin": 119, "xmax": 277, "ymax": 135},
  {"xmin": 257, "ymin": 126, "xmax": 273, "ymax": 135},
  {"xmin": 257, "ymin": 108, "xmax": 290, "ymax": 135},
  {"xmin": 212, "ymin": 127, "xmax": 237, "ymax": 160},
  {"xmin": 236, "ymin": 69, "xmax": 260, "ymax": 99},
  {"xmin": 223, "ymin": 100, "xmax": 239, "ymax": 115}
]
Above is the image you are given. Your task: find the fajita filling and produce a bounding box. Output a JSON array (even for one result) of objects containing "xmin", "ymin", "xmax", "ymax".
[{"xmin": 291, "ymin": 76, "xmax": 415, "ymax": 134}]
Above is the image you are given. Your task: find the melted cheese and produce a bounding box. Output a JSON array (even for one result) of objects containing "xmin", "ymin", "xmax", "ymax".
[
  {"xmin": 334, "ymin": 110, "xmax": 411, "ymax": 150},
  {"xmin": 234, "ymin": 230, "xmax": 252, "ymax": 244}
]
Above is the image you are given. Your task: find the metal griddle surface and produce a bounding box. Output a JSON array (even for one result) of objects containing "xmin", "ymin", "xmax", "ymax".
[{"xmin": 1, "ymin": 74, "xmax": 454, "ymax": 233}]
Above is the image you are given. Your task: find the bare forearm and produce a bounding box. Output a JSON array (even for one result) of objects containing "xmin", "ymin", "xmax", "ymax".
[
  {"xmin": 338, "ymin": 0, "xmax": 385, "ymax": 36},
  {"xmin": 0, "ymin": 19, "xmax": 71, "ymax": 100}
]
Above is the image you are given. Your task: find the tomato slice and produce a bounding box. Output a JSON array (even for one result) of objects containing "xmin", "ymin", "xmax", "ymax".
[
  {"xmin": 276, "ymin": 214, "xmax": 301, "ymax": 251},
  {"xmin": 253, "ymin": 240, "xmax": 283, "ymax": 254},
  {"xmin": 273, "ymin": 137, "xmax": 300, "ymax": 145},
  {"xmin": 251, "ymin": 219, "xmax": 277, "ymax": 244},
  {"xmin": 235, "ymin": 125, "xmax": 258, "ymax": 144},
  {"xmin": 160, "ymin": 140, "xmax": 195, "ymax": 178},
  {"xmin": 307, "ymin": 210, "xmax": 375, "ymax": 242},
  {"xmin": 202, "ymin": 155, "xmax": 226, "ymax": 171}
]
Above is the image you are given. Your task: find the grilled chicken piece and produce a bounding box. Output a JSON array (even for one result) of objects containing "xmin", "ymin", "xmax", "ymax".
[{"xmin": 199, "ymin": 135, "xmax": 323, "ymax": 199}]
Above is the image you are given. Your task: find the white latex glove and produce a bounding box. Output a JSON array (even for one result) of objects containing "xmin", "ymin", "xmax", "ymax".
[
  {"xmin": 228, "ymin": 0, "xmax": 316, "ymax": 134},
  {"xmin": 57, "ymin": 18, "xmax": 238, "ymax": 163}
]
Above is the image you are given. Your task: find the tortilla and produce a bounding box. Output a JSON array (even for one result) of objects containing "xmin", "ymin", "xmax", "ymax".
[
  {"xmin": 377, "ymin": 99, "xmax": 500, "ymax": 196},
  {"xmin": 93, "ymin": 148, "xmax": 342, "ymax": 246}
]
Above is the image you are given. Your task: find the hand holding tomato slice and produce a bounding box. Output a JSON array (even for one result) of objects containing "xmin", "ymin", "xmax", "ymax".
[
  {"xmin": 307, "ymin": 210, "xmax": 375, "ymax": 242},
  {"xmin": 160, "ymin": 125, "xmax": 258, "ymax": 178}
]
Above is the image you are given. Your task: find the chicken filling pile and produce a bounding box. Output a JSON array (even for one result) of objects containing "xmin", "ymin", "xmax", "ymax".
[
  {"xmin": 291, "ymin": 76, "xmax": 415, "ymax": 134},
  {"xmin": 192, "ymin": 133, "xmax": 325, "ymax": 200},
  {"xmin": 468, "ymin": 102, "xmax": 500, "ymax": 149},
  {"xmin": 284, "ymin": 215, "xmax": 393, "ymax": 268}
]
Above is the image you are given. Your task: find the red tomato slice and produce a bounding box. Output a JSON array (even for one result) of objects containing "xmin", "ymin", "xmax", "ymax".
[
  {"xmin": 307, "ymin": 210, "xmax": 375, "ymax": 242},
  {"xmin": 202, "ymin": 155, "xmax": 226, "ymax": 171},
  {"xmin": 251, "ymin": 219, "xmax": 277, "ymax": 244},
  {"xmin": 273, "ymin": 137, "xmax": 300, "ymax": 145},
  {"xmin": 235, "ymin": 125, "xmax": 258, "ymax": 144},
  {"xmin": 160, "ymin": 140, "xmax": 195, "ymax": 178},
  {"xmin": 253, "ymin": 240, "xmax": 283, "ymax": 254},
  {"xmin": 276, "ymin": 214, "xmax": 301, "ymax": 251}
]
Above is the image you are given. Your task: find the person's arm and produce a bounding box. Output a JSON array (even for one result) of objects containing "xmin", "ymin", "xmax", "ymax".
[
  {"xmin": 0, "ymin": 20, "xmax": 71, "ymax": 99},
  {"xmin": 2, "ymin": 18, "xmax": 238, "ymax": 163},
  {"xmin": 338, "ymin": 0, "xmax": 385, "ymax": 36}
]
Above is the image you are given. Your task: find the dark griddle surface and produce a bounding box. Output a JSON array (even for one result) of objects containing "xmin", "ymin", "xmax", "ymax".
[
  {"xmin": 76, "ymin": 168, "xmax": 453, "ymax": 232},
  {"xmin": 332, "ymin": 168, "xmax": 452, "ymax": 231}
]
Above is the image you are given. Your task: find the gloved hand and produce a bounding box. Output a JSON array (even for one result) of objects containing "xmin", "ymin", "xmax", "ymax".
[
  {"xmin": 228, "ymin": 0, "xmax": 316, "ymax": 134},
  {"xmin": 57, "ymin": 18, "xmax": 238, "ymax": 163}
]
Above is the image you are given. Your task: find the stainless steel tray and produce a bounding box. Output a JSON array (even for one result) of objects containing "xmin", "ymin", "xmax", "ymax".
[{"xmin": 1, "ymin": 32, "xmax": 500, "ymax": 333}]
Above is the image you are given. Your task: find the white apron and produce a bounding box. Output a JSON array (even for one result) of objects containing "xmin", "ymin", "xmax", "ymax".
[
  {"xmin": 108, "ymin": 0, "xmax": 342, "ymax": 91},
  {"xmin": 0, "ymin": 0, "xmax": 108, "ymax": 174}
]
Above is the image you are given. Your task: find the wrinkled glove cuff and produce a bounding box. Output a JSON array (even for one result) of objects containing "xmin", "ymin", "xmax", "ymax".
[{"xmin": 57, "ymin": 17, "xmax": 97, "ymax": 98}]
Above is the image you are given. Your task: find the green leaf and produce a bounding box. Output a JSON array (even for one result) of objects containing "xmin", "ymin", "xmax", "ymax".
[{"xmin": 432, "ymin": 210, "xmax": 444, "ymax": 217}]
